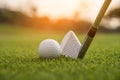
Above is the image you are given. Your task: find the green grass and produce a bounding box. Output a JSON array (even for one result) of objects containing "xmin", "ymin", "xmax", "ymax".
[{"xmin": 0, "ymin": 25, "xmax": 120, "ymax": 80}]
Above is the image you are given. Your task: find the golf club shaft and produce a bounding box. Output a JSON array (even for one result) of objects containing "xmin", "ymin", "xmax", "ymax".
[{"xmin": 78, "ymin": 0, "xmax": 112, "ymax": 59}]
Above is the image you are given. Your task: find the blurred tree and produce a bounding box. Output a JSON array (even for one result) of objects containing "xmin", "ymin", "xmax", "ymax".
[
  {"xmin": 0, "ymin": 8, "xmax": 13, "ymax": 23},
  {"xmin": 100, "ymin": 7, "xmax": 120, "ymax": 33},
  {"xmin": 28, "ymin": 0, "xmax": 38, "ymax": 17},
  {"xmin": 107, "ymin": 7, "xmax": 120, "ymax": 18},
  {"xmin": 0, "ymin": 8, "xmax": 31, "ymax": 26}
]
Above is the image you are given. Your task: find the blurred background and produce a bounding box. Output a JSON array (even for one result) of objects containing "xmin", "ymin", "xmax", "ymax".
[{"xmin": 0, "ymin": 0, "xmax": 120, "ymax": 33}]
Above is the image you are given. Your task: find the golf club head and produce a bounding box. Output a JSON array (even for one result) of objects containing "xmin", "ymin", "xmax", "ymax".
[{"xmin": 61, "ymin": 31, "xmax": 81, "ymax": 58}]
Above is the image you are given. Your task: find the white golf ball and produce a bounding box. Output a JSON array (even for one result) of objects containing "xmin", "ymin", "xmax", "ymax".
[{"xmin": 38, "ymin": 39, "xmax": 61, "ymax": 58}]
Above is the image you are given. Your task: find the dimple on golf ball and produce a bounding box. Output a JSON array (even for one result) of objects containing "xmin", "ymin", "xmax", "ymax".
[{"xmin": 38, "ymin": 39, "xmax": 61, "ymax": 58}]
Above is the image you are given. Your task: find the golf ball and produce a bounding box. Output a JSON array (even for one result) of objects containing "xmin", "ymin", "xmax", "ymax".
[{"xmin": 38, "ymin": 39, "xmax": 61, "ymax": 58}]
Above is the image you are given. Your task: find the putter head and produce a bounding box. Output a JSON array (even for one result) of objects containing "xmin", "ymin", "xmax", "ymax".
[{"xmin": 61, "ymin": 31, "xmax": 81, "ymax": 58}]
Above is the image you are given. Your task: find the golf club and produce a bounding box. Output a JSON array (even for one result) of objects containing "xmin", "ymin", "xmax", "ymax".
[
  {"xmin": 61, "ymin": 0, "xmax": 111, "ymax": 59},
  {"xmin": 78, "ymin": 0, "xmax": 112, "ymax": 59}
]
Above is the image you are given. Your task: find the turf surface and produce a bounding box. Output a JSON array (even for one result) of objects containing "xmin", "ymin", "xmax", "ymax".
[{"xmin": 0, "ymin": 25, "xmax": 120, "ymax": 80}]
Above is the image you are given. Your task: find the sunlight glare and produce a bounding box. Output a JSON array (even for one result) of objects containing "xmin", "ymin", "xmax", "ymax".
[
  {"xmin": 35, "ymin": 0, "xmax": 106, "ymax": 21},
  {"xmin": 37, "ymin": 0, "xmax": 79, "ymax": 19}
]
